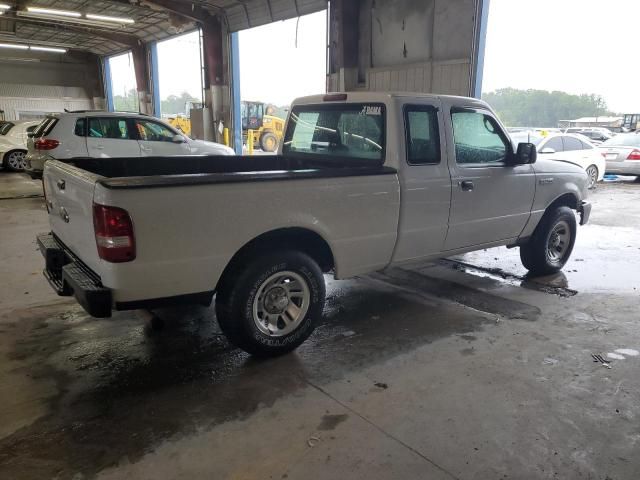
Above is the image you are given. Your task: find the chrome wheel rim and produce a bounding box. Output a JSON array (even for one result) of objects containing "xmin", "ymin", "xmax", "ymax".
[
  {"xmin": 586, "ymin": 166, "xmax": 597, "ymax": 189},
  {"xmin": 7, "ymin": 151, "xmax": 26, "ymax": 170},
  {"xmin": 253, "ymin": 270, "xmax": 310, "ymax": 337},
  {"xmin": 546, "ymin": 220, "xmax": 571, "ymax": 264}
]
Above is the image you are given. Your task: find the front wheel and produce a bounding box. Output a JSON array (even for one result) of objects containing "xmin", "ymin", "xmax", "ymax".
[
  {"xmin": 520, "ymin": 206, "xmax": 577, "ymax": 276},
  {"xmin": 585, "ymin": 165, "xmax": 598, "ymax": 189},
  {"xmin": 215, "ymin": 251, "xmax": 325, "ymax": 356},
  {"xmin": 260, "ymin": 132, "xmax": 279, "ymax": 152}
]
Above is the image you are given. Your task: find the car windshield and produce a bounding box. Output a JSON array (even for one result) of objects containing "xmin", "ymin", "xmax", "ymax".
[
  {"xmin": 0, "ymin": 122, "xmax": 15, "ymax": 135},
  {"xmin": 601, "ymin": 134, "xmax": 640, "ymax": 147},
  {"xmin": 510, "ymin": 132, "xmax": 543, "ymax": 147}
]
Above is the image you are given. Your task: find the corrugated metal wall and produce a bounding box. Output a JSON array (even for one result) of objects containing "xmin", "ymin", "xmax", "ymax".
[
  {"xmin": 365, "ymin": 60, "xmax": 470, "ymax": 95},
  {"xmin": 0, "ymin": 84, "xmax": 95, "ymax": 121},
  {"xmin": 225, "ymin": 0, "xmax": 327, "ymax": 32}
]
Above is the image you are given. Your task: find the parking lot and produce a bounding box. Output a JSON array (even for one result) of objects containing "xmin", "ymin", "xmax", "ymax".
[{"xmin": 1, "ymin": 171, "xmax": 638, "ymax": 479}]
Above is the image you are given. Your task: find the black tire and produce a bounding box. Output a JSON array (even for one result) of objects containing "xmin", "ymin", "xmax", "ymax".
[
  {"xmin": 215, "ymin": 250, "xmax": 325, "ymax": 356},
  {"xmin": 520, "ymin": 206, "xmax": 577, "ymax": 276},
  {"xmin": 3, "ymin": 150, "xmax": 27, "ymax": 171},
  {"xmin": 260, "ymin": 132, "xmax": 279, "ymax": 152}
]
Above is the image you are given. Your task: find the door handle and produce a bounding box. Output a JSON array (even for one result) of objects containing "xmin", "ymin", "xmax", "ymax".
[
  {"xmin": 459, "ymin": 180, "xmax": 474, "ymax": 191},
  {"xmin": 56, "ymin": 179, "xmax": 65, "ymax": 190}
]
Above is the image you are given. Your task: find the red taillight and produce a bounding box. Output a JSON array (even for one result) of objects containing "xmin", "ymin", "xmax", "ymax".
[
  {"xmin": 35, "ymin": 138, "xmax": 60, "ymax": 150},
  {"xmin": 627, "ymin": 149, "xmax": 640, "ymax": 160},
  {"xmin": 93, "ymin": 203, "xmax": 136, "ymax": 263}
]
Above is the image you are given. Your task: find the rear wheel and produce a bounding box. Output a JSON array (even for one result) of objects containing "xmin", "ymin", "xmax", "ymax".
[
  {"xmin": 585, "ymin": 165, "xmax": 598, "ymax": 189},
  {"xmin": 260, "ymin": 132, "xmax": 279, "ymax": 152},
  {"xmin": 520, "ymin": 206, "xmax": 577, "ymax": 276},
  {"xmin": 215, "ymin": 250, "xmax": 325, "ymax": 356},
  {"xmin": 3, "ymin": 150, "xmax": 27, "ymax": 171}
]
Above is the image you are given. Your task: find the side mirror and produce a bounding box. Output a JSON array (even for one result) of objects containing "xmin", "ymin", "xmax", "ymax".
[
  {"xmin": 172, "ymin": 134, "xmax": 186, "ymax": 143},
  {"xmin": 512, "ymin": 142, "xmax": 537, "ymax": 165},
  {"xmin": 539, "ymin": 147, "xmax": 555, "ymax": 154}
]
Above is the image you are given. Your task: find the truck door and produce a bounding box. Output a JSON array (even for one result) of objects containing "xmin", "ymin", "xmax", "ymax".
[
  {"xmin": 391, "ymin": 100, "xmax": 452, "ymax": 262},
  {"xmin": 444, "ymin": 107, "xmax": 535, "ymax": 250}
]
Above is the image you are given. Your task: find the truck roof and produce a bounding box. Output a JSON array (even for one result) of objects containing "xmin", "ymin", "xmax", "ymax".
[{"xmin": 292, "ymin": 92, "xmax": 488, "ymax": 108}]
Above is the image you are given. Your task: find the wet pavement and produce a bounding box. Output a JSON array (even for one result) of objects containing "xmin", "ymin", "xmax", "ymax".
[{"xmin": 1, "ymin": 172, "xmax": 639, "ymax": 479}]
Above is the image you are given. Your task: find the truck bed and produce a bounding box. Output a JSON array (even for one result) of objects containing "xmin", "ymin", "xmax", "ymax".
[{"xmin": 65, "ymin": 155, "xmax": 393, "ymax": 190}]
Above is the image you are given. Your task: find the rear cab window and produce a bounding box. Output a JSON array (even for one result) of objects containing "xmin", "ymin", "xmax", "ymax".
[
  {"xmin": 282, "ymin": 103, "xmax": 385, "ymax": 164},
  {"xmin": 404, "ymin": 106, "xmax": 441, "ymax": 165}
]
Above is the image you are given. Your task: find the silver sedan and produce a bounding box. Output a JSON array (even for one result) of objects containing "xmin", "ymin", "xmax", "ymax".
[{"xmin": 599, "ymin": 134, "xmax": 640, "ymax": 177}]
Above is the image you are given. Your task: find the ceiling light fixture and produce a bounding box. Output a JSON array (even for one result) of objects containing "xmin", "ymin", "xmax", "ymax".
[
  {"xmin": 0, "ymin": 42, "xmax": 29, "ymax": 49},
  {"xmin": 27, "ymin": 6, "xmax": 81, "ymax": 17},
  {"xmin": 30, "ymin": 45, "xmax": 67, "ymax": 53},
  {"xmin": 0, "ymin": 4, "xmax": 11, "ymax": 9},
  {"xmin": 86, "ymin": 13, "xmax": 134, "ymax": 24}
]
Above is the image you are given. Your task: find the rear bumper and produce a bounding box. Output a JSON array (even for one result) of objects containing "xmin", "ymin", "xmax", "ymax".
[
  {"xmin": 37, "ymin": 233, "xmax": 113, "ymax": 318},
  {"xmin": 578, "ymin": 200, "xmax": 591, "ymax": 226},
  {"xmin": 605, "ymin": 162, "xmax": 640, "ymax": 175},
  {"xmin": 37, "ymin": 233, "xmax": 214, "ymax": 317}
]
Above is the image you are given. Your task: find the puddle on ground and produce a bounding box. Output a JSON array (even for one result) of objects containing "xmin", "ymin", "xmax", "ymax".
[{"xmin": 440, "ymin": 259, "xmax": 578, "ymax": 297}]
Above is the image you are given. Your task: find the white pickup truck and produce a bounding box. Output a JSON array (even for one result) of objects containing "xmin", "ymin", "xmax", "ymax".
[{"xmin": 38, "ymin": 92, "xmax": 591, "ymax": 356}]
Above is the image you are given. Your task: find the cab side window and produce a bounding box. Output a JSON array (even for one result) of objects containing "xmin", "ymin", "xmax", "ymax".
[
  {"xmin": 451, "ymin": 110, "xmax": 509, "ymax": 165},
  {"xmin": 135, "ymin": 120, "xmax": 175, "ymax": 142},
  {"xmin": 88, "ymin": 118, "xmax": 130, "ymax": 140},
  {"xmin": 405, "ymin": 106, "xmax": 440, "ymax": 165}
]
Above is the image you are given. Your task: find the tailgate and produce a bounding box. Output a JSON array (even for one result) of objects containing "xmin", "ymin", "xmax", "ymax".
[{"xmin": 43, "ymin": 160, "xmax": 102, "ymax": 273}]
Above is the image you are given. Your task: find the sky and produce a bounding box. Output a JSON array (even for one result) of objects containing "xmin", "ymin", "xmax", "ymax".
[
  {"xmin": 109, "ymin": 2, "xmax": 638, "ymax": 113},
  {"xmin": 238, "ymin": 11, "xmax": 327, "ymax": 106},
  {"xmin": 482, "ymin": 0, "xmax": 640, "ymax": 113}
]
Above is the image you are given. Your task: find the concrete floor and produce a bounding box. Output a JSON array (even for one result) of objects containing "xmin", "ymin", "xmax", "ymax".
[{"xmin": 0, "ymin": 171, "xmax": 639, "ymax": 480}]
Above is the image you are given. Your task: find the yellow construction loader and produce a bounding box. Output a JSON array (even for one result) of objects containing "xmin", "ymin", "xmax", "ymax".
[
  {"xmin": 167, "ymin": 101, "xmax": 203, "ymax": 137},
  {"xmin": 242, "ymin": 101, "xmax": 285, "ymax": 152}
]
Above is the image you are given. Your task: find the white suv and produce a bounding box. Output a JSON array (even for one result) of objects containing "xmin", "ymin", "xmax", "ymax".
[{"xmin": 25, "ymin": 111, "xmax": 234, "ymax": 178}]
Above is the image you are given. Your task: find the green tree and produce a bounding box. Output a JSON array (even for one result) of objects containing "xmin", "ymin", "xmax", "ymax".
[
  {"xmin": 161, "ymin": 92, "xmax": 201, "ymax": 116},
  {"xmin": 482, "ymin": 88, "xmax": 613, "ymax": 127},
  {"xmin": 113, "ymin": 88, "xmax": 138, "ymax": 112}
]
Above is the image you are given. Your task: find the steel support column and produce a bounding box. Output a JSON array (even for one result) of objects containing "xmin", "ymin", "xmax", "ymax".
[
  {"xmin": 103, "ymin": 57, "xmax": 114, "ymax": 112},
  {"xmin": 202, "ymin": 17, "xmax": 226, "ymax": 142},
  {"xmin": 150, "ymin": 42, "xmax": 162, "ymax": 117},
  {"xmin": 131, "ymin": 44, "xmax": 152, "ymax": 114},
  {"xmin": 230, "ymin": 32, "xmax": 242, "ymax": 154},
  {"xmin": 471, "ymin": 0, "xmax": 491, "ymax": 98}
]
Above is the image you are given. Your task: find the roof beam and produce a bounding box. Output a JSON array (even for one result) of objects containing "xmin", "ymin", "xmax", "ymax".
[
  {"xmin": 5, "ymin": 13, "xmax": 141, "ymax": 49},
  {"xmin": 138, "ymin": 0, "xmax": 213, "ymax": 23}
]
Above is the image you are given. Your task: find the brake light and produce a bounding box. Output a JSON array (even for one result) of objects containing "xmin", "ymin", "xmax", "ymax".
[
  {"xmin": 323, "ymin": 93, "xmax": 348, "ymax": 102},
  {"xmin": 627, "ymin": 149, "xmax": 640, "ymax": 160},
  {"xmin": 35, "ymin": 138, "xmax": 60, "ymax": 150},
  {"xmin": 93, "ymin": 203, "xmax": 136, "ymax": 263}
]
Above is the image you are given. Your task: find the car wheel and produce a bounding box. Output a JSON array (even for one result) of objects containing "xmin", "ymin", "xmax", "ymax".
[
  {"xmin": 215, "ymin": 250, "xmax": 325, "ymax": 356},
  {"xmin": 585, "ymin": 165, "xmax": 598, "ymax": 189},
  {"xmin": 520, "ymin": 206, "xmax": 577, "ymax": 276},
  {"xmin": 259, "ymin": 132, "xmax": 279, "ymax": 152},
  {"xmin": 4, "ymin": 150, "xmax": 27, "ymax": 171}
]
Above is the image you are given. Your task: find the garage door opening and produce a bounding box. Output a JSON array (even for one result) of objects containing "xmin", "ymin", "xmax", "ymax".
[
  {"xmin": 238, "ymin": 10, "xmax": 327, "ymax": 153},
  {"xmin": 107, "ymin": 52, "xmax": 138, "ymax": 112}
]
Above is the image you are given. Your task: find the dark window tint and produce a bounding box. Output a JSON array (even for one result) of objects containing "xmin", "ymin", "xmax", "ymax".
[
  {"xmin": 74, "ymin": 118, "xmax": 86, "ymax": 137},
  {"xmin": 405, "ymin": 106, "xmax": 440, "ymax": 164},
  {"xmin": 543, "ymin": 137, "xmax": 563, "ymax": 152},
  {"xmin": 88, "ymin": 118, "xmax": 130, "ymax": 139},
  {"xmin": 0, "ymin": 122, "xmax": 15, "ymax": 135},
  {"xmin": 451, "ymin": 110, "xmax": 508, "ymax": 164},
  {"xmin": 563, "ymin": 136, "xmax": 583, "ymax": 151},
  {"xmin": 33, "ymin": 117, "xmax": 58, "ymax": 138},
  {"xmin": 283, "ymin": 103, "xmax": 385, "ymax": 163},
  {"xmin": 135, "ymin": 120, "xmax": 176, "ymax": 142},
  {"xmin": 26, "ymin": 125, "xmax": 37, "ymax": 133}
]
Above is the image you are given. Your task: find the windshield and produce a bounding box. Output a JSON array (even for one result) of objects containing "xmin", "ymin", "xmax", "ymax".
[
  {"xmin": 282, "ymin": 103, "xmax": 385, "ymax": 164},
  {"xmin": 510, "ymin": 132, "xmax": 543, "ymax": 147},
  {"xmin": 602, "ymin": 134, "xmax": 640, "ymax": 147},
  {"xmin": 0, "ymin": 122, "xmax": 15, "ymax": 135}
]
